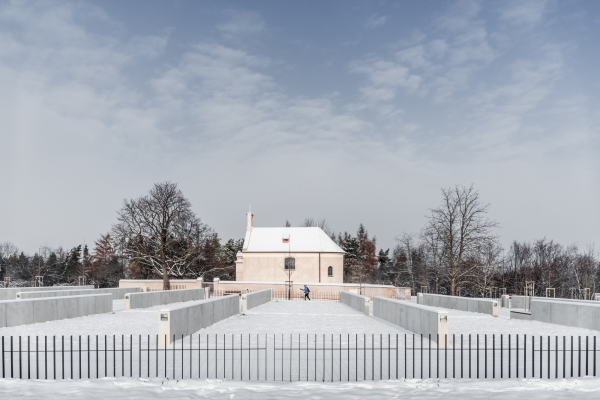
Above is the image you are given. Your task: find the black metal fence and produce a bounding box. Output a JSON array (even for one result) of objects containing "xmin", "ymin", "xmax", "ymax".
[{"xmin": 1, "ymin": 333, "xmax": 598, "ymax": 380}]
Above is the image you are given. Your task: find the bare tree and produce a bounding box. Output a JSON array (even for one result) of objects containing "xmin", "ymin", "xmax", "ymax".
[
  {"xmin": 112, "ymin": 182, "xmax": 208, "ymax": 290},
  {"xmin": 301, "ymin": 217, "xmax": 335, "ymax": 239},
  {"xmin": 423, "ymin": 185, "xmax": 499, "ymax": 296}
]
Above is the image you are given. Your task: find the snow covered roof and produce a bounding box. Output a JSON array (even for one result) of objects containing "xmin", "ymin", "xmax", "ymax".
[{"xmin": 242, "ymin": 227, "xmax": 344, "ymax": 253}]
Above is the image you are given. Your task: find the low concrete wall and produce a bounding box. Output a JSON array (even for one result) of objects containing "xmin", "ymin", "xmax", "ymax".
[
  {"xmin": 0, "ymin": 294, "xmax": 112, "ymax": 328},
  {"xmin": 241, "ymin": 289, "xmax": 272, "ymax": 312},
  {"xmin": 119, "ymin": 278, "xmax": 203, "ymax": 292},
  {"xmin": 340, "ymin": 291, "xmax": 370, "ymax": 315},
  {"xmin": 420, "ymin": 293, "xmax": 498, "ymax": 317},
  {"xmin": 530, "ymin": 298, "xmax": 600, "ymax": 331},
  {"xmin": 212, "ymin": 279, "xmax": 408, "ymax": 300},
  {"xmin": 16, "ymin": 287, "xmax": 145, "ymax": 301},
  {"xmin": 0, "ymin": 286, "xmax": 94, "ymax": 301},
  {"xmin": 124, "ymin": 288, "xmax": 205, "ymax": 310},
  {"xmin": 158, "ymin": 295, "xmax": 239, "ymax": 347},
  {"xmin": 373, "ymin": 297, "xmax": 449, "ymax": 346},
  {"xmin": 510, "ymin": 310, "xmax": 532, "ymax": 321}
]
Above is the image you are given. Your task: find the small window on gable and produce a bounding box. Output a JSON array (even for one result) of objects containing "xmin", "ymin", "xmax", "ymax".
[{"xmin": 328, "ymin": 266, "xmax": 333, "ymax": 277}]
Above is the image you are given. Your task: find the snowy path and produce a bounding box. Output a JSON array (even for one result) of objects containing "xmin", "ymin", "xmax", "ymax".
[
  {"xmin": 2, "ymin": 377, "xmax": 600, "ymax": 399},
  {"xmin": 200, "ymin": 300, "xmax": 411, "ymax": 335}
]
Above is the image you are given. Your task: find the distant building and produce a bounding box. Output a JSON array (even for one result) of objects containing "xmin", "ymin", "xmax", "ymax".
[{"xmin": 235, "ymin": 211, "xmax": 344, "ymax": 283}]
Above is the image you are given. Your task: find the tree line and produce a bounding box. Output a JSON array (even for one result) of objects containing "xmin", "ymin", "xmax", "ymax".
[{"xmin": 1, "ymin": 182, "xmax": 598, "ymax": 297}]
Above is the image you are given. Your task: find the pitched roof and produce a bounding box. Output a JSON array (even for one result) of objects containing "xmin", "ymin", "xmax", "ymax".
[{"xmin": 242, "ymin": 227, "xmax": 344, "ymax": 253}]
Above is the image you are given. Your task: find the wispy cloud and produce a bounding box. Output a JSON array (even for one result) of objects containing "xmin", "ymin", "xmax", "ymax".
[
  {"xmin": 217, "ymin": 10, "xmax": 265, "ymax": 36},
  {"xmin": 365, "ymin": 14, "xmax": 388, "ymax": 29}
]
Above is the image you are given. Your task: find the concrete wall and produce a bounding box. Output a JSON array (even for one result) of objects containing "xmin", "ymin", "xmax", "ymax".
[
  {"xmin": 339, "ymin": 291, "xmax": 370, "ymax": 315},
  {"xmin": 158, "ymin": 295, "xmax": 239, "ymax": 347},
  {"xmin": 17, "ymin": 287, "xmax": 145, "ymax": 301},
  {"xmin": 373, "ymin": 297, "xmax": 449, "ymax": 346},
  {"xmin": 119, "ymin": 279, "xmax": 203, "ymax": 291},
  {"xmin": 213, "ymin": 279, "xmax": 407, "ymax": 300},
  {"xmin": 529, "ymin": 298, "xmax": 600, "ymax": 331},
  {"xmin": 0, "ymin": 285, "xmax": 94, "ymax": 301},
  {"xmin": 510, "ymin": 295, "xmax": 530, "ymax": 310},
  {"xmin": 0, "ymin": 294, "xmax": 112, "ymax": 328},
  {"xmin": 511, "ymin": 295, "xmax": 599, "ymax": 310},
  {"xmin": 420, "ymin": 294, "xmax": 498, "ymax": 317},
  {"xmin": 124, "ymin": 288, "xmax": 205, "ymax": 310},
  {"xmin": 241, "ymin": 289, "xmax": 272, "ymax": 312}
]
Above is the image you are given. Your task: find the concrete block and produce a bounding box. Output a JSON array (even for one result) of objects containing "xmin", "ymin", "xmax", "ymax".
[
  {"xmin": 510, "ymin": 310, "xmax": 532, "ymax": 321},
  {"xmin": 501, "ymin": 295, "xmax": 509, "ymax": 308}
]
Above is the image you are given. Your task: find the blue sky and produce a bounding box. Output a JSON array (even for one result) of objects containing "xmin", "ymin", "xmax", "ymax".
[{"xmin": 1, "ymin": 0, "xmax": 598, "ymax": 253}]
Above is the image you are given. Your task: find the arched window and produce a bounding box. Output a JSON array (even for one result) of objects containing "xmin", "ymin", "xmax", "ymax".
[{"xmin": 328, "ymin": 266, "xmax": 333, "ymax": 277}]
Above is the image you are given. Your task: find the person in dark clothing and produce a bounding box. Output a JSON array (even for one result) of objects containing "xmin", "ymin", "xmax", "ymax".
[{"xmin": 302, "ymin": 285, "xmax": 311, "ymax": 300}]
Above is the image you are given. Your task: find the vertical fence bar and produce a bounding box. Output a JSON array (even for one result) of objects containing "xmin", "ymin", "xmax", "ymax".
[
  {"xmin": 104, "ymin": 335, "xmax": 107, "ymax": 378},
  {"xmin": 453, "ymin": 335, "xmax": 455, "ymax": 379},
  {"xmin": 70, "ymin": 336, "xmax": 73, "ymax": 380},
  {"xmin": 1, "ymin": 336, "xmax": 4, "ymax": 379},
  {"xmin": 36, "ymin": 336, "xmax": 39, "ymax": 379},
  {"xmin": 578, "ymin": 336, "xmax": 581, "ymax": 377},
  {"xmin": 492, "ymin": 334, "xmax": 495, "ymax": 379},
  {"xmin": 397, "ymin": 334, "xmax": 399, "ymax": 380},
  {"xmin": 61, "ymin": 336, "xmax": 64, "ymax": 380},
  {"xmin": 79, "ymin": 336, "xmax": 81, "ymax": 380},
  {"xmin": 532, "ymin": 335, "xmax": 536, "ymax": 379},
  {"xmin": 571, "ymin": 336, "xmax": 573, "ymax": 378},
  {"xmin": 524, "ymin": 334, "xmax": 526, "ymax": 378},
  {"xmin": 53, "ymin": 336, "xmax": 56, "ymax": 380},
  {"xmin": 95, "ymin": 336, "xmax": 98, "ymax": 379},
  {"xmin": 563, "ymin": 336, "xmax": 566, "ymax": 379},
  {"xmin": 405, "ymin": 334, "xmax": 407, "ymax": 379},
  {"xmin": 45, "ymin": 336, "xmax": 47, "ymax": 380},
  {"xmin": 500, "ymin": 334, "xmax": 503, "ymax": 379},
  {"xmin": 429, "ymin": 334, "xmax": 432, "ymax": 379},
  {"xmin": 460, "ymin": 334, "xmax": 463, "ymax": 379},
  {"xmin": 11, "ymin": 336, "xmax": 14, "ymax": 379},
  {"xmin": 508, "ymin": 334, "xmax": 511, "ymax": 379},
  {"xmin": 20, "ymin": 336, "xmax": 22, "ymax": 379},
  {"xmin": 413, "ymin": 334, "xmax": 415, "ymax": 379},
  {"xmin": 468, "ymin": 334, "xmax": 471, "ymax": 378},
  {"xmin": 419, "ymin": 334, "xmax": 422, "ymax": 379},
  {"xmin": 477, "ymin": 334, "xmax": 479, "ymax": 379},
  {"xmin": 555, "ymin": 336, "xmax": 558, "ymax": 379},
  {"xmin": 484, "ymin": 334, "xmax": 487, "ymax": 379},
  {"xmin": 516, "ymin": 333, "xmax": 519, "ymax": 378},
  {"xmin": 539, "ymin": 336, "xmax": 542, "ymax": 379},
  {"xmin": 586, "ymin": 336, "xmax": 589, "ymax": 377},
  {"xmin": 547, "ymin": 335, "xmax": 550, "ymax": 379},
  {"xmin": 594, "ymin": 336, "xmax": 597, "ymax": 377},
  {"xmin": 27, "ymin": 336, "xmax": 30, "ymax": 380}
]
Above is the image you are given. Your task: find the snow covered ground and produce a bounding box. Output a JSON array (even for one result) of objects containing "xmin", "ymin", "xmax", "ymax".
[
  {"xmin": 2, "ymin": 377, "xmax": 600, "ymax": 399},
  {"xmin": 1, "ymin": 299, "xmax": 598, "ymax": 338}
]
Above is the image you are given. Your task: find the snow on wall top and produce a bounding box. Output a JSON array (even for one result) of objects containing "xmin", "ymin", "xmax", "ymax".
[{"xmin": 242, "ymin": 227, "xmax": 344, "ymax": 253}]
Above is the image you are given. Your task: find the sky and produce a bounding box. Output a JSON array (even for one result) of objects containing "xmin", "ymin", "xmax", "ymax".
[{"xmin": 0, "ymin": 0, "xmax": 598, "ymax": 254}]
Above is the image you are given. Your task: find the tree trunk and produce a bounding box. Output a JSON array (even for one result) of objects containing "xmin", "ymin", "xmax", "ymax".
[
  {"xmin": 162, "ymin": 263, "xmax": 170, "ymax": 290},
  {"xmin": 450, "ymin": 276, "xmax": 455, "ymax": 296}
]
